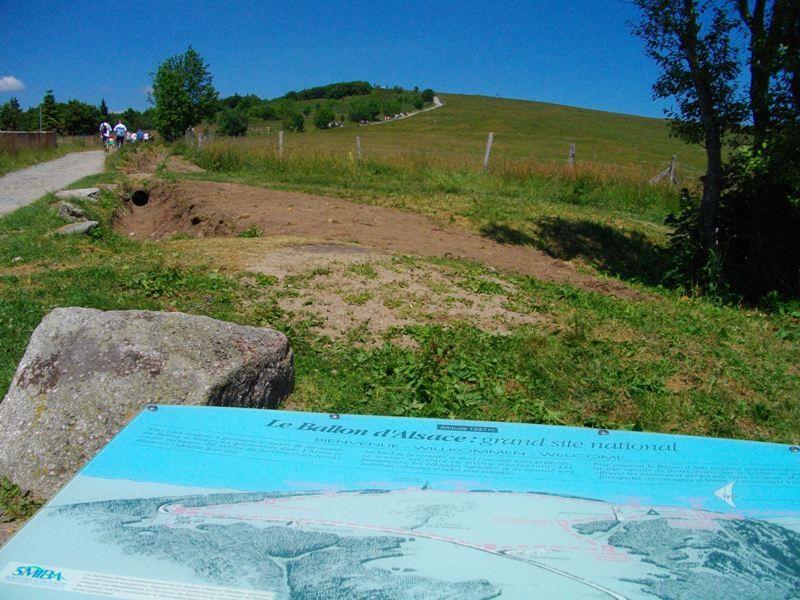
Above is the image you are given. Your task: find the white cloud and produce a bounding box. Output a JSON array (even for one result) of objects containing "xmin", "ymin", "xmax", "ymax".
[{"xmin": 0, "ymin": 76, "xmax": 25, "ymax": 92}]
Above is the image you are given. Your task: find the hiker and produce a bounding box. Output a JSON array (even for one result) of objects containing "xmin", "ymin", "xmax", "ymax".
[
  {"xmin": 99, "ymin": 121, "xmax": 112, "ymax": 152},
  {"xmin": 136, "ymin": 128, "xmax": 144, "ymax": 142},
  {"xmin": 113, "ymin": 120, "xmax": 127, "ymax": 149}
]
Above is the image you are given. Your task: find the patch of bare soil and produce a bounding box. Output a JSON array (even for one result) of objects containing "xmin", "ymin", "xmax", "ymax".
[
  {"xmin": 116, "ymin": 180, "xmax": 642, "ymax": 299},
  {"xmin": 281, "ymin": 256, "xmax": 545, "ymax": 342},
  {"xmin": 166, "ymin": 156, "xmax": 205, "ymax": 173}
]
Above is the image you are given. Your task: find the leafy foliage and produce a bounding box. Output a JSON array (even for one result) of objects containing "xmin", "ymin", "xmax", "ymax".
[
  {"xmin": 217, "ymin": 108, "xmax": 248, "ymax": 137},
  {"xmin": 282, "ymin": 110, "xmax": 305, "ymax": 132},
  {"xmin": 313, "ymin": 104, "xmax": 336, "ymax": 129},
  {"xmin": 152, "ymin": 46, "xmax": 218, "ymax": 141},
  {"xmin": 636, "ymin": 0, "xmax": 799, "ymax": 302},
  {"xmin": 0, "ymin": 98, "xmax": 22, "ymax": 130},
  {"xmin": 284, "ymin": 81, "xmax": 372, "ymax": 101}
]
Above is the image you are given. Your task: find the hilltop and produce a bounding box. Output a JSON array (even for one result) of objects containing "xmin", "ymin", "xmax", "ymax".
[{"xmin": 241, "ymin": 92, "xmax": 706, "ymax": 177}]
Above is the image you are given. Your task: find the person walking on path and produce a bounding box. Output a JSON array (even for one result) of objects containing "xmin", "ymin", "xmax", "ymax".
[
  {"xmin": 99, "ymin": 121, "xmax": 112, "ymax": 153},
  {"xmin": 113, "ymin": 120, "xmax": 127, "ymax": 149}
]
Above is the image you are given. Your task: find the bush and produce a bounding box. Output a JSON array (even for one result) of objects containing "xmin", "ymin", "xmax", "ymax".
[
  {"xmin": 248, "ymin": 101, "xmax": 278, "ymax": 121},
  {"xmin": 421, "ymin": 88, "xmax": 435, "ymax": 103},
  {"xmin": 665, "ymin": 144, "xmax": 800, "ymax": 303},
  {"xmin": 313, "ymin": 105, "xmax": 336, "ymax": 129},
  {"xmin": 282, "ymin": 111, "xmax": 304, "ymax": 132},
  {"xmin": 348, "ymin": 96, "xmax": 380, "ymax": 122},
  {"xmin": 217, "ymin": 108, "xmax": 248, "ymax": 137}
]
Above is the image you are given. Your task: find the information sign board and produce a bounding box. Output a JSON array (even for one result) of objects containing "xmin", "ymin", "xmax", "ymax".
[{"xmin": 1, "ymin": 405, "xmax": 798, "ymax": 598}]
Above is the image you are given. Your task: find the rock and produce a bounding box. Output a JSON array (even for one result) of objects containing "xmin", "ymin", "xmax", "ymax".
[
  {"xmin": 55, "ymin": 201, "xmax": 87, "ymax": 223},
  {"xmin": 0, "ymin": 307, "xmax": 294, "ymax": 497},
  {"xmin": 55, "ymin": 221, "xmax": 98, "ymax": 235},
  {"xmin": 54, "ymin": 187, "xmax": 101, "ymax": 203}
]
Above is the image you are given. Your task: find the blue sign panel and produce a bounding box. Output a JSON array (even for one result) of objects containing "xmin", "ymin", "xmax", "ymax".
[{"xmin": 1, "ymin": 405, "xmax": 798, "ymax": 598}]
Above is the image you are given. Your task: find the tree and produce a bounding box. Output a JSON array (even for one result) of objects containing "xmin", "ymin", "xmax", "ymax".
[
  {"xmin": 0, "ymin": 98, "xmax": 22, "ymax": 130},
  {"xmin": 99, "ymin": 98, "xmax": 109, "ymax": 119},
  {"xmin": 151, "ymin": 46, "xmax": 218, "ymax": 141},
  {"xmin": 282, "ymin": 110, "xmax": 304, "ymax": 132},
  {"xmin": 348, "ymin": 96, "xmax": 381, "ymax": 122},
  {"xmin": 421, "ymin": 88, "xmax": 435, "ymax": 103},
  {"xmin": 735, "ymin": 0, "xmax": 787, "ymax": 147},
  {"xmin": 61, "ymin": 100, "xmax": 100, "ymax": 135},
  {"xmin": 313, "ymin": 104, "xmax": 336, "ymax": 129},
  {"xmin": 217, "ymin": 108, "xmax": 249, "ymax": 136},
  {"xmin": 41, "ymin": 90, "xmax": 61, "ymax": 132},
  {"xmin": 636, "ymin": 0, "xmax": 799, "ymax": 301},
  {"xmin": 633, "ymin": 0, "xmax": 746, "ymax": 276}
]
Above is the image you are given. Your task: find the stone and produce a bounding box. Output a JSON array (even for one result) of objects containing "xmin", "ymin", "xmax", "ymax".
[
  {"xmin": 55, "ymin": 201, "xmax": 87, "ymax": 223},
  {"xmin": 54, "ymin": 187, "xmax": 101, "ymax": 203},
  {"xmin": 0, "ymin": 307, "xmax": 294, "ymax": 497},
  {"xmin": 55, "ymin": 221, "xmax": 98, "ymax": 235}
]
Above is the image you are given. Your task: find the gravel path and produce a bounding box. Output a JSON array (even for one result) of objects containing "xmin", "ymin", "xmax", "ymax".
[{"xmin": 0, "ymin": 150, "xmax": 106, "ymax": 216}]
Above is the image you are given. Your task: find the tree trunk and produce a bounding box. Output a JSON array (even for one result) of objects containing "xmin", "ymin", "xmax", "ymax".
[
  {"xmin": 700, "ymin": 128, "xmax": 723, "ymax": 258},
  {"xmin": 681, "ymin": 0, "xmax": 722, "ymax": 258}
]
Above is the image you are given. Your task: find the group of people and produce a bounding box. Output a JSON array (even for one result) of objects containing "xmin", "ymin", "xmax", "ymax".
[{"xmin": 98, "ymin": 120, "xmax": 150, "ymax": 152}]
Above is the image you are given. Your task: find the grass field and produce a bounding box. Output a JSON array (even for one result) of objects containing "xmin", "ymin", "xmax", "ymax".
[
  {"xmin": 0, "ymin": 95, "xmax": 796, "ymax": 517},
  {"xmin": 244, "ymin": 93, "xmax": 707, "ymax": 176},
  {"xmin": 185, "ymin": 95, "xmax": 704, "ymax": 287},
  {"xmin": 0, "ymin": 144, "xmax": 797, "ymax": 446},
  {"xmin": 0, "ymin": 137, "xmax": 97, "ymax": 177}
]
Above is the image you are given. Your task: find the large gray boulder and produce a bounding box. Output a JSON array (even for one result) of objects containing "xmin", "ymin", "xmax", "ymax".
[{"xmin": 0, "ymin": 307, "xmax": 294, "ymax": 497}]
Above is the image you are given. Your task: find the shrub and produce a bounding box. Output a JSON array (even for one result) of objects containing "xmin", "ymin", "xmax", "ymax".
[
  {"xmin": 348, "ymin": 96, "xmax": 380, "ymax": 122},
  {"xmin": 421, "ymin": 88, "xmax": 435, "ymax": 103},
  {"xmin": 217, "ymin": 108, "xmax": 248, "ymax": 137},
  {"xmin": 283, "ymin": 111, "xmax": 305, "ymax": 132},
  {"xmin": 313, "ymin": 105, "xmax": 336, "ymax": 129}
]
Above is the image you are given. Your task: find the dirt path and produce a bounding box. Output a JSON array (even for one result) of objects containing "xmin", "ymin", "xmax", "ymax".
[
  {"xmin": 0, "ymin": 150, "xmax": 106, "ymax": 216},
  {"xmin": 369, "ymin": 95, "xmax": 444, "ymax": 126},
  {"xmin": 118, "ymin": 180, "xmax": 641, "ymax": 299}
]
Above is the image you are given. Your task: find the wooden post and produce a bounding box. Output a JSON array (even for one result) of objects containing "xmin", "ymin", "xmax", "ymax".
[
  {"xmin": 568, "ymin": 143, "xmax": 576, "ymax": 168},
  {"xmin": 668, "ymin": 155, "xmax": 677, "ymax": 184},
  {"xmin": 278, "ymin": 130, "xmax": 284, "ymax": 159},
  {"xmin": 483, "ymin": 132, "xmax": 494, "ymax": 171},
  {"xmin": 356, "ymin": 135, "xmax": 362, "ymax": 161}
]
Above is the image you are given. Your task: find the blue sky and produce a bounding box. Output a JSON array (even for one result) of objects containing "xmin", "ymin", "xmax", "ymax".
[{"xmin": 1, "ymin": 0, "xmax": 669, "ymax": 117}]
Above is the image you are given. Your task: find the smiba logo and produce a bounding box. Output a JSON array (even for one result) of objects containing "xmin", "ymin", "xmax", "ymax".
[{"xmin": 13, "ymin": 565, "xmax": 66, "ymax": 583}]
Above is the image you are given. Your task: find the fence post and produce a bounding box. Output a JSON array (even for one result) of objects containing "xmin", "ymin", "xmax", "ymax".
[
  {"xmin": 278, "ymin": 130, "xmax": 284, "ymax": 159},
  {"xmin": 668, "ymin": 155, "xmax": 677, "ymax": 183},
  {"xmin": 568, "ymin": 143, "xmax": 576, "ymax": 168},
  {"xmin": 356, "ymin": 135, "xmax": 362, "ymax": 161},
  {"xmin": 483, "ymin": 132, "xmax": 494, "ymax": 171}
]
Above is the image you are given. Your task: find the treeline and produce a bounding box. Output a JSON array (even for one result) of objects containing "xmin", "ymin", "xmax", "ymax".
[
  {"xmin": 214, "ymin": 82, "xmax": 435, "ymax": 134},
  {"xmin": 283, "ymin": 81, "xmax": 373, "ymax": 101},
  {"xmin": 0, "ymin": 91, "xmax": 154, "ymax": 135}
]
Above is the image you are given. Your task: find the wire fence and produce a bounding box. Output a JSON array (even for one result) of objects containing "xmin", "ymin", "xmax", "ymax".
[{"xmin": 186, "ymin": 128, "xmax": 691, "ymax": 187}]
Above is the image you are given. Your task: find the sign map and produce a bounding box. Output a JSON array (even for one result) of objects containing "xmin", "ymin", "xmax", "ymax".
[{"xmin": 1, "ymin": 405, "xmax": 799, "ymax": 598}]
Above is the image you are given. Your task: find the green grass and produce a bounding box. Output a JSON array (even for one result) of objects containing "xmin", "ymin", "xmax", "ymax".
[
  {"xmin": 0, "ymin": 138, "xmax": 98, "ymax": 176},
  {"xmin": 175, "ymin": 94, "xmax": 709, "ymax": 289},
  {"xmin": 0, "ymin": 176, "xmax": 796, "ymax": 445},
  {"xmin": 245, "ymin": 94, "xmax": 707, "ymax": 175},
  {"xmin": 0, "ymin": 477, "xmax": 42, "ymax": 522}
]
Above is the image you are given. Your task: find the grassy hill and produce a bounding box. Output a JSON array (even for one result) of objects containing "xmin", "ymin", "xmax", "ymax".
[{"xmin": 251, "ymin": 93, "xmax": 707, "ymax": 177}]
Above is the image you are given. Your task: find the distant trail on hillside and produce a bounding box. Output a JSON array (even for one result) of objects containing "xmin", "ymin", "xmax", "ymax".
[
  {"xmin": 369, "ymin": 95, "xmax": 444, "ymax": 126},
  {"xmin": 0, "ymin": 151, "xmax": 105, "ymax": 216}
]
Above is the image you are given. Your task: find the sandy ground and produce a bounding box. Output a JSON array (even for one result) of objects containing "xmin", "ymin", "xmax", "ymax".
[
  {"xmin": 0, "ymin": 150, "xmax": 106, "ymax": 216},
  {"xmin": 116, "ymin": 180, "xmax": 641, "ymax": 300}
]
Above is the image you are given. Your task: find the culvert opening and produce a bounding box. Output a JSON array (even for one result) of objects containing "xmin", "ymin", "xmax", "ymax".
[{"xmin": 131, "ymin": 190, "xmax": 149, "ymax": 207}]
